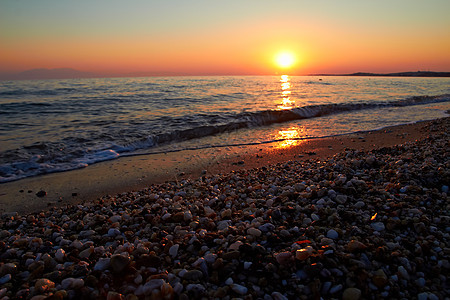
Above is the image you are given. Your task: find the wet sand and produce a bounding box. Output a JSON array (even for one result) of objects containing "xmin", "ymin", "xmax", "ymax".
[{"xmin": 0, "ymin": 118, "xmax": 447, "ymax": 214}]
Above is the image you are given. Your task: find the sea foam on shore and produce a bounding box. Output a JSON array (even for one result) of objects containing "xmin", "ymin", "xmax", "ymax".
[{"xmin": 0, "ymin": 118, "xmax": 448, "ymax": 299}]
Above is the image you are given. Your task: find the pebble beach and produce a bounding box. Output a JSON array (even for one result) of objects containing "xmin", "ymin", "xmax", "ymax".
[{"xmin": 0, "ymin": 118, "xmax": 448, "ymax": 299}]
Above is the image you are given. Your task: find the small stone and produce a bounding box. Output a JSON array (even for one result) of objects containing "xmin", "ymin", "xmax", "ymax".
[
  {"xmin": 397, "ymin": 265, "xmax": 409, "ymax": 280},
  {"xmin": 372, "ymin": 269, "xmax": 388, "ymax": 288},
  {"xmin": 247, "ymin": 227, "xmax": 262, "ymax": 237},
  {"xmin": 326, "ymin": 229, "xmax": 339, "ymax": 239},
  {"xmin": 61, "ymin": 277, "xmax": 84, "ymax": 290},
  {"xmin": 371, "ymin": 222, "xmax": 385, "ymax": 231},
  {"xmin": 0, "ymin": 274, "xmax": 11, "ymax": 285},
  {"xmin": 0, "ymin": 263, "xmax": 17, "ymax": 276},
  {"xmin": 275, "ymin": 252, "xmax": 293, "ymax": 265},
  {"xmin": 55, "ymin": 248, "xmax": 65, "ymax": 262},
  {"xmin": 169, "ymin": 244, "xmax": 179, "ymax": 258},
  {"xmin": 94, "ymin": 258, "xmax": 110, "ymax": 271},
  {"xmin": 231, "ymin": 284, "xmax": 248, "ymax": 295},
  {"xmin": 342, "ymin": 287, "xmax": 362, "ymax": 300},
  {"xmin": 110, "ymin": 254, "xmax": 130, "ymax": 274},
  {"xmin": 295, "ymin": 246, "xmax": 313, "ymax": 261},
  {"xmin": 329, "ymin": 284, "xmax": 343, "ymax": 294},
  {"xmin": 35, "ymin": 278, "xmax": 55, "ymax": 293},
  {"xmin": 107, "ymin": 291, "xmax": 124, "ymax": 300},
  {"xmin": 221, "ymin": 209, "xmax": 232, "ymax": 219},
  {"xmin": 354, "ymin": 201, "xmax": 365, "ymax": 208},
  {"xmin": 335, "ymin": 195, "xmax": 347, "ymax": 204},
  {"xmin": 347, "ymin": 240, "xmax": 367, "ymax": 252},
  {"xmin": 183, "ymin": 270, "xmax": 203, "ymax": 281},
  {"xmin": 417, "ymin": 292, "xmax": 428, "ymax": 300}
]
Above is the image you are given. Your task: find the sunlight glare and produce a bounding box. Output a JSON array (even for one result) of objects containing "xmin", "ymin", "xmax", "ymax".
[{"xmin": 275, "ymin": 52, "xmax": 296, "ymax": 69}]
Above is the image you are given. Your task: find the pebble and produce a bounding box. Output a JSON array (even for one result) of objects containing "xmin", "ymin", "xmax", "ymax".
[
  {"xmin": 371, "ymin": 222, "xmax": 385, "ymax": 231},
  {"xmin": 169, "ymin": 244, "xmax": 179, "ymax": 258},
  {"xmin": 247, "ymin": 227, "xmax": 262, "ymax": 237},
  {"xmin": 0, "ymin": 274, "xmax": 11, "ymax": 284},
  {"xmin": 342, "ymin": 287, "xmax": 362, "ymax": 300},
  {"xmin": 109, "ymin": 254, "xmax": 130, "ymax": 274},
  {"xmin": 35, "ymin": 278, "xmax": 55, "ymax": 293},
  {"xmin": 231, "ymin": 283, "xmax": 248, "ymax": 295},
  {"xmin": 326, "ymin": 229, "xmax": 339, "ymax": 239},
  {"xmin": 0, "ymin": 119, "xmax": 448, "ymax": 299}
]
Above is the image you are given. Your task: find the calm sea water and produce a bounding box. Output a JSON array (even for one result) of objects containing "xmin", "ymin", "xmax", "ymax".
[{"xmin": 1, "ymin": 75, "xmax": 449, "ymax": 183}]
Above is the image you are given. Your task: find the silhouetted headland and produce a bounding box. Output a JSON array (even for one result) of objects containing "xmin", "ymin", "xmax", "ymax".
[{"xmin": 312, "ymin": 71, "xmax": 450, "ymax": 77}]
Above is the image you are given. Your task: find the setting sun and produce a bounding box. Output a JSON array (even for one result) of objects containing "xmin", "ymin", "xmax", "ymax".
[{"xmin": 275, "ymin": 52, "xmax": 296, "ymax": 69}]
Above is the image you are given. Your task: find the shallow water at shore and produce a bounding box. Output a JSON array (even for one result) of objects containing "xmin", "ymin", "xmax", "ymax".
[{"xmin": 1, "ymin": 76, "xmax": 449, "ymax": 182}]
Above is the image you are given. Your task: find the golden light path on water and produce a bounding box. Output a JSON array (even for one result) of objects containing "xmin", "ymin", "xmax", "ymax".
[
  {"xmin": 277, "ymin": 75, "xmax": 295, "ymax": 110},
  {"xmin": 275, "ymin": 75, "xmax": 308, "ymax": 149}
]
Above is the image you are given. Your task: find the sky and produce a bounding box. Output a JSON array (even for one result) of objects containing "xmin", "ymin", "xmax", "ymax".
[{"xmin": 1, "ymin": 0, "xmax": 450, "ymax": 76}]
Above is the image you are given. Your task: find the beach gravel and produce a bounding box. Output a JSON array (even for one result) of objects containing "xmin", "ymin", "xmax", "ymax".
[{"xmin": 0, "ymin": 118, "xmax": 448, "ymax": 299}]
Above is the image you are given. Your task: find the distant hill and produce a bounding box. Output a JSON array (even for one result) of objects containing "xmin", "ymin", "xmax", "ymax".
[
  {"xmin": 0, "ymin": 68, "xmax": 97, "ymax": 80},
  {"xmin": 312, "ymin": 71, "xmax": 450, "ymax": 77}
]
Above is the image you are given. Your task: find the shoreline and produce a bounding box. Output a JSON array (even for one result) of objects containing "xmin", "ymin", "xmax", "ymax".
[
  {"xmin": 0, "ymin": 117, "xmax": 447, "ymax": 299},
  {"xmin": 0, "ymin": 117, "xmax": 448, "ymax": 214}
]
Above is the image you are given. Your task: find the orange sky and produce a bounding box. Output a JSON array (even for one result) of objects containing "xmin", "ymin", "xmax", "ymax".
[{"xmin": 1, "ymin": 1, "xmax": 449, "ymax": 76}]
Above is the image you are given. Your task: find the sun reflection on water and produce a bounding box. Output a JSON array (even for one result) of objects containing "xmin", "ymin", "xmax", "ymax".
[
  {"xmin": 277, "ymin": 75, "xmax": 295, "ymax": 110},
  {"xmin": 275, "ymin": 126, "xmax": 307, "ymax": 149}
]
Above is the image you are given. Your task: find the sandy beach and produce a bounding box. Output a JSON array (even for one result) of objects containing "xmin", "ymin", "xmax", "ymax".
[{"xmin": 0, "ymin": 117, "xmax": 448, "ymax": 299}]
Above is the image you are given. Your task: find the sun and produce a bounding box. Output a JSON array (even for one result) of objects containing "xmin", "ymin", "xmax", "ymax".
[{"xmin": 275, "ymin": 52, "xmax": 296, "ymax": 69}]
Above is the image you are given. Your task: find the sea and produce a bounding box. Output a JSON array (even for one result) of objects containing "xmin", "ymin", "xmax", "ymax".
[{"xmin": 1, "ymin": 75, "xmax": 449, "ymax": 183}]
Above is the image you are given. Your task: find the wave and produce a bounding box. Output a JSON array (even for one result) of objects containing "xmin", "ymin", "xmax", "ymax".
[{"xmin": 0, "ymin": 94, "xmax": 449, "ymax": 183}]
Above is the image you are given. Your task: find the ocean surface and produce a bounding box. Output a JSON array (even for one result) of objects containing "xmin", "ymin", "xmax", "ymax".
[{"xmin": 1, "ymin": 75, "xmax": 449, "ymax": 183}]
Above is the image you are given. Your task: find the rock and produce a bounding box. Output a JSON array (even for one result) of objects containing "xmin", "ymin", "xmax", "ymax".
[
  {"xmin": 231, "ymin": 284, "xmax": 248, "ymax": 295},
  {"xmin": 275, "ymin": 252, "xmax": 293, "ymax": 265},
  {"xmin": 0, "ymin": 263, "xmax": 17, "ymax": 276},
  {"xmin": 372, "ymin": 269, "xmax": 388, "ymax": 288},
  {"xmin": 183, "ymin": 270, "xmax": 203, "ymax": 281},
  {"xmin": 0, "ymin": 274, "xmax": 11, "ymax": 285},
  {"xmin": 371, "ymin": 222, "xmax": 385, "ymax": 231},
  {"xmin": 55, "ymin": 248, "xmax": 65, "ymax": 262},
  {"xmin": 169, "ymin": 244, "xmax": 179, "ymax": 258},
  {"xmin": 35, "ymin": 278, "xmax": 55, "ymax": 293},
  {"xmin": 335, "ymin": 195, "xmax": 347, "ymax": 204},
  {"xmin": 342, "ymin": 287, "xmax": 362, "ymax": 300},
  {"xmin": 107, "ymin": 291, "xmax": 125, "ymax": 300},
  {"xmin": 110, "ymin": 254, "xmax": 130, "ymax": 274},
  {"xmin": 137, "ymin": 254, "xmax": 162, "ymax": 268},
  {"xmin": 61, "ymin": 277, "xmax": 84, "ymax": 290},
  {"xmin": 397, "ymin": 266, "xmax": 409, "ymax": 280},
  {"xmin": 326, "ymin": 229, "xmax": 339, "ymax": 239},
  {"xmin": 347, "ymin": 240, "xmax": 367, "ymax": 252},
  {"xmin": 94, "ymin": 258, "xmax": 110, "ymax": 271},
  {"xmin": 329, "ymin": 284, "xmax": 343, "ymax": 294},
  {"xmin": 295, "ymin": 246, "xmax": 313, "ymax": 261},
  {"xmin": 354, "ymin": 201, "xmax": 365, "ymax": 208},
  {"xmin": 247, "ymin": 227, "xmax": 262, "ymax": 237}
]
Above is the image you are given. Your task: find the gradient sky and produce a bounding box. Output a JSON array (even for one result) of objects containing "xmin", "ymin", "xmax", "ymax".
[{"xmin": 1, "ymin": 0, "xmax": 449, "ymax": 75}]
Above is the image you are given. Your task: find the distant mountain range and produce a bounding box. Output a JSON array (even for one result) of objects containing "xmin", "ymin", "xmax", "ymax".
[
  {"xmin": 1, "ymin": 68, "xmax": 449, "ymax": 81},
  {"xmin": 312, "ymin": 71, "xmax": 450, "ymax": 77}
]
